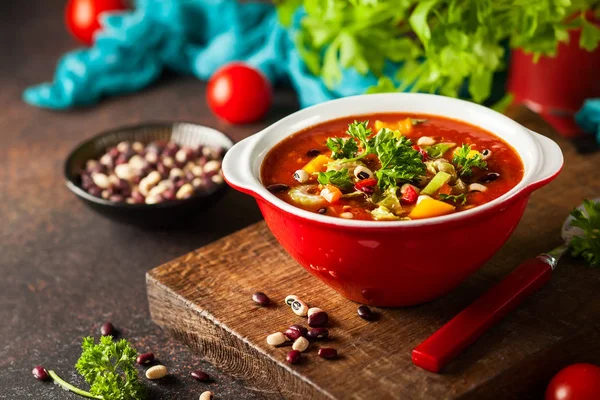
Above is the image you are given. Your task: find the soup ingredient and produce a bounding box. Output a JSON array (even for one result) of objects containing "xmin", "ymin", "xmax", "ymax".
[
  {"xmin": 267, "ymin": 184, "xmax": 289, "ymax": 194},
  {"xmin": 266, "ymin": 332, "xmax": 287, "ymax": 347},
  {"xmin": 293, "ymin": 169, "xmax": 309, "ymax": 183},
  {"xmin": 408, "ymin": 198, "xmax": 456, "ymax": 220},
  {"xmin": 289, "ymin": 185, "xmax": 328, "ymax": 206},
  {"xmin": 320, "ymin": 185, "xmax": 343, "ymax": 204},
  {"xmin": 146, "ymin": 365, "xmax": 168, "ymax": 380},
  {"xmin": 317, "ymin": 348, "xmax": 338, "ymax": 360},
  {"xmin": 65, "ymin": 0, "xmax": 128, "ymax": 45},
  {"xmin": 47, "ymin": 336, "xmax": 145, "ymax": 399},
  {"xmin": 307, "ymin": 311, "xmax": 329, "ymax": 327},
  {"xmin": 479, "ymin": 172, "xmax": 500, "ymax": 183},
  {"xmin": 81, "ymin": 140, "xmax": 225, "ymax": 204},
  {"xmin": 136, "ymin": 352, "xmax": 155, "ymax": 365},
  {"xmin": 421, "ymin": 171, "xmax": 452, "ymax": 196},
  {"xmin": 468, "ymin": 183, "xmax": 488, "ymax": 193},
  {"xmin": 262, "ymin": 115, "xmax": 524, "ymax": 221},
  {"xmin": 100, "ymin": 321, "xmax": 115, "ymax": 336},
  {"xmin": 452, "ymin": 145, "xmax": 488, "ymax": 177},
  {"xmin": 426, "ymin": 143, "xmax": 456, "ymax": 159},
  {"xmin": 32, "ymin": 366, "xmax": 49, "ymax": 381},
  {"xmin": 569, "ymin": 200, "xmax": 600, "ymax": 267},
  {"xmin": 291, "ymin": 299, "xmax": 309, "ymax": 316},
  {"xmin": 200, "ymin": 391, "xmax": 214, "ymax": 400},
  {"xmin": 357, "ymin": 305, "xmax": 375, "ymax": 321},
  {"xmin": 286, "ymin": 350, "xmax": 302, "ymax": 365},
  {"xmin": 292, "ymin": 337, "xmax": 310, "ymax": 352},
  {"xmin": 206, "ymin": 63, "xmax": 272, "ymax": 124},
  {"xmin": 252, "ymin": 292, "xmax": 271, "ymax": 306},
  {"xmin": 545, "ymin": 363, "xmax": 600, "ymax": 400},
  {"xmin": 191, "ymin": 370, "xmax": 210, "ymax": 382},
  {"xmin": 307, "ymin": 328, "xmax": 329, "ymax": 340},
  {"xmin": 439, "ymin": 193, "xmax": 468, "ymax": 206}
]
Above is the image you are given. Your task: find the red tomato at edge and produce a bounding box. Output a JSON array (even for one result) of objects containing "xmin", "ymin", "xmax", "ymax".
[
  {"xmin": 206, "ymin": 63, "xmax": 273, "ymax": 124},
  {"xmin": 65, "ymin": 0, "xmax": 128, "ymax": 45},
  {"xmin": 545, "ymin": 363, "xmax": 600, "ymax": 400}
]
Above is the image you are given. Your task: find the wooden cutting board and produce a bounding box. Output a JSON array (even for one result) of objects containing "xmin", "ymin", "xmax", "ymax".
[{"xmin": 147, "ymin": 109, "xmax": 600, "ymax": 399}]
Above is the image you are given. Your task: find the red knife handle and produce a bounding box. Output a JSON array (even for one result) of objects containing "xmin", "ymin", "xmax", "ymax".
[{"xmin": 412, "ymin": 257, "xmax": 553, "ymax": 373}]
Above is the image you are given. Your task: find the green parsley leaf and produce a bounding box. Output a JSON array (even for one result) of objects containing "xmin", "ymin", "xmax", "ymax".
[
  {"xmin": 569, "ymin": 199, "xmax": 600, "ymax": 267},
  {"xmin": 439, "ymin": 193, "xmax": 468, "ymax": 205},
  {"xmin": 426, "ymin": 142, "xmax": 456, "ymax": 159},
  {"xmin": 327, "ymin": 137, "xmax": 359, "ymax": 159},
  {"xmin": 346, "ymin": 120, "xmax": 373, "ymax": 150},
  {"xmin": 317, "ymin": 169, "xmax": 354, "ymax": 190},
  {"xmin": 76, "ymin": 336, "xmax": 145, "ymax": 400},
  {"xmin": 452, "ymin": 144, "xmax": 488, "ymax": 177},
  {"xmin": 48, "ymin": 336, "xmax": 145, "ymax": 400},
  {"xmin": 373, "ymin": 128, "xmax": 426, "ymax": 190},
  {"xmin": 580, "ymin": 16, "xmax": 600, "ymax": 52}
]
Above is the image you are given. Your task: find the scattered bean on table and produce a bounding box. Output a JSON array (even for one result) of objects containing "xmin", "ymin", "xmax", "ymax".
[
  {"xmin": 32, "ymin": 366, "xmax": 49, "ymax": 381},
  {"xmin": 307, "ymin": 328, "xmax": 329, "ymax": 340},
  {"xmin": 286, "ymin": 350, "xmax": 301, "ymax": 365},
  {"xmin": 291, "ymin": 299, "xmax": 309, "ymax": 316},
  {"xmin": 252, "ymin": 292, "xmax": 270, "ymax": 306},
  {"xmin": 307, "ymin": 311, "xmax": 328, "ymax": 327},
  {"xmin": 318, "ymin": 348, "xmax": 338, "ymax": 359},
  {"xmin": 136, "ymin": 352, "xmax": 155, "ymax": 365},
  {"xmin": 284, "ymin": 324, "xmax": 308, "ymax": 341},
  {"xmin": 292, "ymin": 337, "xmax": 309, "ymax": 352},
  {"xmin": 199, "ymin": 390, "xmax": 214, "ymax": 400},
  {"xmin": 145, "ymin": 365, "xmax": 168, "ymax": 380},
  {"xmin": 357, "ymin": 305, "xmax": 375, "ymax": 321},
  {"xmin": 191, "ymin": 370, "xmax": 210, "ymax": 382},
  {"xmin": 100, "ymin": 322, "xmax": 115, "ymax": 336}
]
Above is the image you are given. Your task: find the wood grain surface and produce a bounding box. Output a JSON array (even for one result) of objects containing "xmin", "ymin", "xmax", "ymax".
[{"xmin": 147, "ymin": 107, "xmax": 600, "ymax": 399}]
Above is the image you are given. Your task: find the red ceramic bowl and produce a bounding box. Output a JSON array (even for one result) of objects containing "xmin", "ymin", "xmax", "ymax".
[{"xmin": 222, "ymin": 94, "xmax": 563, "ymax": 307}]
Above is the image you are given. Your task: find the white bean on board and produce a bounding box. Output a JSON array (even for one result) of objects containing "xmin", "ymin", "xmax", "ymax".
[
  {"xmin": 292, "ymin": 336, "xmax": 309, "ymax": 352},
  {"xmin": 284, "ymin": 295, "xmax": 298, "ymax": 306},
  {"xmin": 266, "ymin": 332, "xmax": 287, "ymax": 347},
  {"xmin": 291, "ymin": 299, "xmax": 309, "ymax": 317}
]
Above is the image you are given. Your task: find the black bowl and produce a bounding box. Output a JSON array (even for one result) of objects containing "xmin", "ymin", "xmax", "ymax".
[{"xmin": 65, "ymin": 122, "xmax": 233, "ymax": 227}]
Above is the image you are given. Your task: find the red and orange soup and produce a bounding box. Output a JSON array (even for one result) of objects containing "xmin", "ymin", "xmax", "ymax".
[{"xmin": 261, "ymin": 114, "xmax": 524, "ymax": 221}]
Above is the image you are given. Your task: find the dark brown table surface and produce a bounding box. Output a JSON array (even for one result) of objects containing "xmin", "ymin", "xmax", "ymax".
[
  {"xmin": 2, "ymin": 1, "xmax": 600, "ymax": 400},
  {"xmin": 1, "ymin": 1, "xmax": 296, "ymax": 399}
]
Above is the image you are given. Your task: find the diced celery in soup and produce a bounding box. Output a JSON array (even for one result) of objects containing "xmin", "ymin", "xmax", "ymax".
[{"xmin": 260, "ymin": 114, "xmax": 524, "ymax": 221}]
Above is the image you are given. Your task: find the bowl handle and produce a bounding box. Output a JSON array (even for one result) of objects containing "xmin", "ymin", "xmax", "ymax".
[
  {"xmin": 525, "ymin": 130, "xmax": 564, "ymax": 193},
  {"xmin": 222, "ymin": 134, "xmax": 261, "ymax": 197}
]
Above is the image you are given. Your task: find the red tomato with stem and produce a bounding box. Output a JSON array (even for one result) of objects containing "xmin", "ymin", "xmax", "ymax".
[
  {"xmin": 545, "ymin": 363, "xmax": 600, "ymax": 400},
  {"xmin": 65, "ymin": 0, "xmax": 128, "ymax": 46},
  {"xmin": 206, "ymin": 63, "xmax": 272, "ymax": 124}
]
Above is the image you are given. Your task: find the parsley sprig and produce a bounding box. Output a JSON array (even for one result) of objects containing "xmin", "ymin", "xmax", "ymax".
[
  {"xmin": 48, "ymin": 336, "xmax": 145, "ymax": 400},
  {"xmin": 373, "ymin": 128, "xmax": 425, "ymax": 191},
  {"xmin": 569, "ymin": 200, "xmax": 600, "ymax": 267},
  {"xmin": 317, "ymin": 169, "xmax": 354, "ymax": 189},
  {"xmin": 452, "ymin": 144, "xmax": 487, "ymax": 177},
  {"xmin": 320, "ymin": 121, "xmax": 425, "ymax": 192}
]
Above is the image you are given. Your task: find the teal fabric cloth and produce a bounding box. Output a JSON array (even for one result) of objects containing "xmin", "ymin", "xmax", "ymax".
[
  {"xmin": 22, "ymin": 0, "xmax": 381, "ymax": 109},
  {"xmin": 576, "ymin": 98, "xmax": 600, "ymax": 143}
]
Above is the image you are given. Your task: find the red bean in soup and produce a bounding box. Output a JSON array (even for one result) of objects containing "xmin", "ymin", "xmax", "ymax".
[{"xmin": 261, "ymin": 113, "xmax": 524, "ymax": 221}]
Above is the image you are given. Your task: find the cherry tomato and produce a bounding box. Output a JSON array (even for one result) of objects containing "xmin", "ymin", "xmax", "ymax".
[
  {"xmin": 206, "ymin": 63, "xmax": 272, "ymax": 124},
  {"xmin": 545, "ymin": 363, "xmax": 600, "ymax": 400},
  {"xmin": 65, "ymin": 0, "xmax": 128, "ymax": 46}
]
